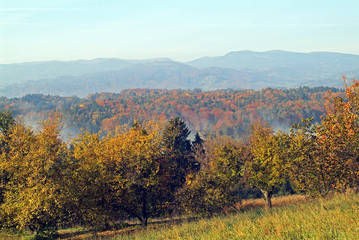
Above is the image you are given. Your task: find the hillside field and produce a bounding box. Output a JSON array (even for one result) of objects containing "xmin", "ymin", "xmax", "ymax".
[
  {"xmin": 2, "ymin": 193, "xmax": 357, "ymax": 239},
  {"xmin": 93, "ymin": 193, "xmax": 359, "ymax": 240}
]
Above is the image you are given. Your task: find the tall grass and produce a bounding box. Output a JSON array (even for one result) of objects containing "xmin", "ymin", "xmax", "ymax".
[
  {"xmin": 112, "ymin": 193, "xmax": 359, "ymax": 240},
  {"xmin": 3, "ymin": 194, "xmax": 357, "ymax": 239}
]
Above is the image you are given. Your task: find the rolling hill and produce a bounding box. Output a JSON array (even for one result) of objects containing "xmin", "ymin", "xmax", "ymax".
[{"xmin": 0, "ymin": 51, "xmax": 358, "ymax": 97}]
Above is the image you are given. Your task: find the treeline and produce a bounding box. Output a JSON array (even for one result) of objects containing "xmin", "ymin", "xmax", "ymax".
[
  {"xmin": 0, "ymin": 86, "xmax": 340, "ymax": 138},
  {"xmin": 0, "ymin": 79, "xmax": 358, "ymax": 238}
]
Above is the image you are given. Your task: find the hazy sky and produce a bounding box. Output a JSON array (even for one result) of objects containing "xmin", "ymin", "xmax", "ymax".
[{"xmin": 1, "ymin": 0, "xmax": 359, "ymax": 64}]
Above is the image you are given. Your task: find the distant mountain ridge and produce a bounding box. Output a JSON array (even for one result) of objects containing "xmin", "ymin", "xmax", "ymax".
[
  {"xmin": 0, "ymin": 58, "xmax": 137, "ymax": 85},
  {"xmin": 0, "ymin": 50, "xmax": 358, "ymax": 97},
  {"xmin": 188, "ymin": 50, "xmax": 359, "ymax": 70}
]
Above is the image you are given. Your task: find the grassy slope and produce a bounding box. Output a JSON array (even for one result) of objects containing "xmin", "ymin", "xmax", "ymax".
[
  {"xmin": 1, "ymin": 194, "xmax": 358, "ymax": 239},
  {"xmin": 113, "ymin": 193, "xmax": 359, "ymax": 240}
]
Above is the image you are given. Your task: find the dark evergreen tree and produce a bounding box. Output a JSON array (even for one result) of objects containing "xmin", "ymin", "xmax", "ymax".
[
  {"xmin": 161, "ymin": 117, "xmax": 192, "ymax": 191},
  {"xmin": 162, "ymin": 117, "xmax": 191, "ymax": 154},
  {"xmin": 192, "ymin": 132, "xmax": 203, "ymax": 147},
  {"xmin": 0, "ymin": 111, "xmax": 15, "ymax": 136},
  {"xmin": 191, "ymin": 132, "xmax": 204, "ymax": 171}
]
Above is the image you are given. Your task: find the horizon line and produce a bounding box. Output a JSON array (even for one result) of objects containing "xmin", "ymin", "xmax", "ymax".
[{"xmin": 1, "ymin": 49, "xmax": 359, "ymax": 65}]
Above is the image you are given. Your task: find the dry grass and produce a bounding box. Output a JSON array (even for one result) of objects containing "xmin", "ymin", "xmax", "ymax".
[
  {"xmin": 112, "ymin": 193, "xmax": 359, "ymax": 240},
  {"xmin": 235, "ymin": 194, "xmax": 310, "ymax": 211},
  {"xmin": 57, "ymin": 194, "xmax": 312, "ymax": 240},
  {"xmin": 60, "ymin": 227, "xmax": 139, "ymax": 240},
  {"xmin": 3, "ymin": 194, "xmax": 356, "ymax": 239}
]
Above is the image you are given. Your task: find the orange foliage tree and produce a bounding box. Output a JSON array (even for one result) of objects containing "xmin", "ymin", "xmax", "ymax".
[
  {"xmin": 289, "ymin": 77, "xmax": 359, "ymax": 195},
  {"xmin": 316, "ymin": 77, "xmax": 359, "ymax": 191}
]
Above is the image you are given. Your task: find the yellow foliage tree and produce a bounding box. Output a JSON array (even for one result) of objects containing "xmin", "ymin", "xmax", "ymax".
[
  {"xmin": 0, "ymin": 113, "xmax": 70, "ymax": 236},
  {"xmin": 179, "ymin": 137, "xmax": 247, "ymax": 215},
  {"xmin": 68, "ymin": 131, "xmax": 116, "ymax": 229},
  {"xmin": 246, "ymin": 121, "xmax": 290, "ymax": 208},
  {"xmin": 109, "ymin": 121, "xmax": 172, "ymax": 226},
  {"xmin": 70, "ymin": 120, "xmax": 174, "ymax": 227},
  {"xmin": 288, "ymin": 118, "xmax": 324, "ymax": 195}
]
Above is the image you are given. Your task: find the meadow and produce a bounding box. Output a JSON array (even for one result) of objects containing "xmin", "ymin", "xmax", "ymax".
[
  {"xmin": 3, "ymin": 193, "xmax": 349, "ymax": 239},
  {"xmin": 110, "ymin": 193, "xmax": 358, "ymax": 240}
]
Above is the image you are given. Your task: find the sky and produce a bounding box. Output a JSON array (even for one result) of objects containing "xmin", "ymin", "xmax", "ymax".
[{"xmin": 1, "ymin": 0, "xmax": 359, "ymax": 64}]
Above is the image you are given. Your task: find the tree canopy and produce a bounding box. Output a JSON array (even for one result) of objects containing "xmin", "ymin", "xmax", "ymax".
[{"xmin": 0, "ymin": 78, "xmax": 358, "ymax": 237}]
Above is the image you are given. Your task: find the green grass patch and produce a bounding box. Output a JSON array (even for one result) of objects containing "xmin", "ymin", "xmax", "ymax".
[
  {"xmin": 112, "ymin": 193, "xmax": 359, "ymax": 240},
  {"xmin": 1, "ymin": 193, "xmax": 358, "ymax": 239}
]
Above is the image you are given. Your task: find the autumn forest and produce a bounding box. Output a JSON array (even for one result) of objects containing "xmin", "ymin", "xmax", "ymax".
[
  {"xmin": 0, "ymin": 85, "xmax": 339, "ymax": 138},
  {"xmin": 1, "ymin": 78, "xmax": 359, "ymax": 238}
]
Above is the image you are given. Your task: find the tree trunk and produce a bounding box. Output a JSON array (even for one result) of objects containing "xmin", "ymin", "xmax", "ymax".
[
  {"xmin": 140, "ymin": 216, "xmax": 148, "ymax": 227},
  {"xmin": 261, "ymin": 189, "xmax": 273, "ymax": 209},
  {"xmin": 141, "ymin": 190, "xmax": 148, "ymax": 227}
]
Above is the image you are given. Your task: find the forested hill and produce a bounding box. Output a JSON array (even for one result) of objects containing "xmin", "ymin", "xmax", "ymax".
[
  {"xmin": 0, "ymin": 86, "xmax": 340, "ymax": 138},
  {"xmin": 0, "ymin": 51, "xmax": 357, "ymax": 97}
]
